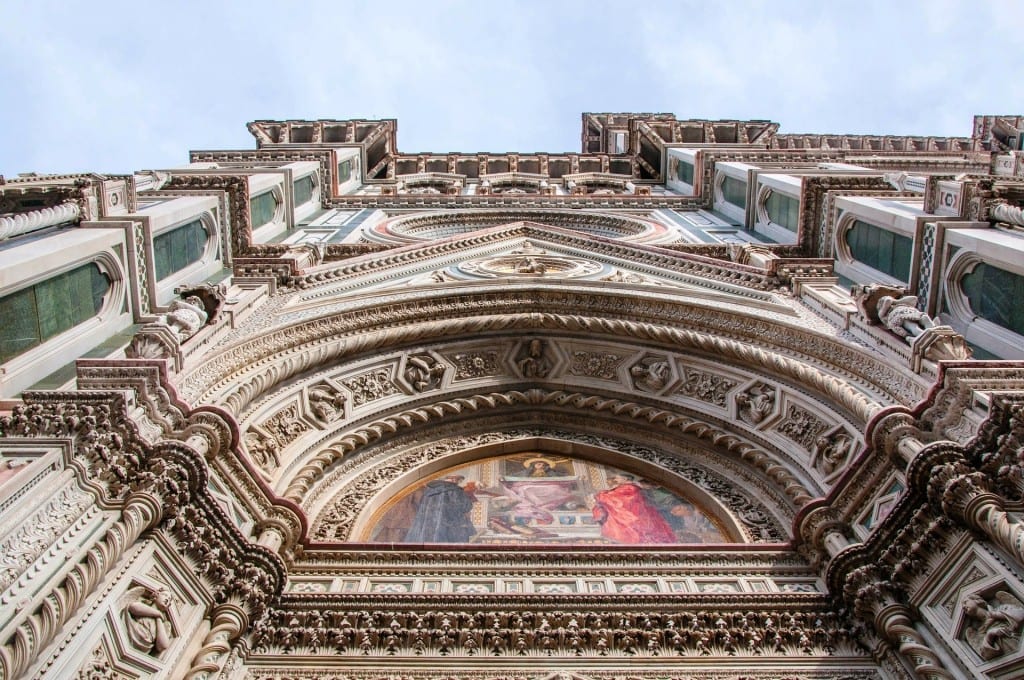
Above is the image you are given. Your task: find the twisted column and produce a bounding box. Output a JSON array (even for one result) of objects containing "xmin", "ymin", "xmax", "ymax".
[
  {"xmin": 847, "ymin": 567, "xmax": 954, "ymax": 680},
  {"xmin": 875, "ymin": 604, "xmax": 956, "ymax": 680},
  {"xmin": 0, "ymin": 202, "xmax": 81, "ymax": 241},
  {"xmin": 0, "ymin": 492, "xmax": 162, "ymax": 680},
  {"xmin": 184, "ymin": 604, "xmax": 248, "ymax": 680},
  {"xmin": 936, "ymin": 466, "xmax": 1024, "ymax": 569},
  {"xmin": 989, "ymin": 201, "xmax": 1024, "ymax": 227}
]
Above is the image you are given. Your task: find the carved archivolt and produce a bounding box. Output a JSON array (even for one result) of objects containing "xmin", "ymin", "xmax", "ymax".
[
  {"xmin": 281, "ymin": 388, "xmax": 819, "ymax": 517},
  {"xmin": 185, "ymin": 300, "xmax": 893, "ymax": 424}
]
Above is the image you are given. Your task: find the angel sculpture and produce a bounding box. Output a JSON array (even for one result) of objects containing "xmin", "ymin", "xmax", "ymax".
[
  {"xmin": 122, "ymin": 586, "xmax": 174, "ymax": 656},
  {"xmin": 963, "ymin": 591, "xmax": 1024, "ymax": 660}
]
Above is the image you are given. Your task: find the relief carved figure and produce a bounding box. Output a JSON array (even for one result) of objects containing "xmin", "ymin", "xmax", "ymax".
[
  {"xmin": 514, "ymin": 256, "xmax": 547, "ymax": 274},
  {"xmin": 629, "ymin": 358, "xmax": 671, "ymax": 393},
  {"xmin": 161, "ymin": 295, "xmax": 209, "ymax": 341},
  {"xmin": 308, "ymin": 384, "xmax": 347, "ymax": 423},
  {"xmin": 516, "ymin": 339, "xmax": 551, "ymax": 379},
  {"xmin": 877, "ymin": 294, "xmax": 936, "ymax": 340},
  {"xmin": 404, "ymin": 354, "xmax": 447, "ymax": 392},
  {"xmin": 244, "ymin": 431, "xmax": 280, "ymax": 472},
  {"xmin": 736, "ymin": 384, "xmax": 776, "ymax": 425},
  {"xmin": 812, "ymin": 430, "xmax": 854, "ymax": 476},
  {"xmin": 963, "ymin": 591, "xmax": 1024, "ymax": 660},
  {"xmin": 855, "ymin": 283, "xmax": 972, "ymax": 361},
  {"xmin": 122, "ymin": 586, "xmax": 174, "ymax": 656}
]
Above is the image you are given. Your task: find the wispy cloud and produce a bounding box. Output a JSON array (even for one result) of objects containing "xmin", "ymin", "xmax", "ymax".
[{"xmin": 1, "ymin": 0, "xmax": 1021, "ymax": 176}]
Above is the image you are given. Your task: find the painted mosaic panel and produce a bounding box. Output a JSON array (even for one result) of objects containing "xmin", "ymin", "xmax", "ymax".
[{"xmin": 364, "ymin": 454, "xmax": 728, "ymax": 545}]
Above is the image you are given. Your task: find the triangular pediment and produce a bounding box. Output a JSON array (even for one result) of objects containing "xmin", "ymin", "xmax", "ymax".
[{"xmin": 284, "ymin": 221, "xmax": 793, "ymax": 319}]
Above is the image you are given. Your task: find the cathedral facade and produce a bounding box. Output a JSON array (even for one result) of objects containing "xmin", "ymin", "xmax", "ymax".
[{"xmin": 1, "ymin": 113, "xmax": 1024, "ymax": 679}]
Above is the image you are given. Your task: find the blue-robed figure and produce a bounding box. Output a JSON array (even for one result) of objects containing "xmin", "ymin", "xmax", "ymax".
[{"xmin": 403, "ymin": 475, "xmax": 477, "ymax": 543}]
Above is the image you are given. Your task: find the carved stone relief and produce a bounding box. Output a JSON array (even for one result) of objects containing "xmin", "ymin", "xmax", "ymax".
[
  {"xmin": 342, "ymin": 367, "xmax": 401, "ymax": 406},
  {"xmin": 262, "ymin": 404, "xmax": 311, "ymax": 450},
  {"xmin": 776, "ymin": 403, "xmax": 829, "ymax": 450},
  {"xmin": 120, "ymin": 585, "xmax": 175, "ymax": 657},
  {"xmin": 515, "ymin": 339, "xmax": 552, "ymax": 379},
  {"xmin": 736, "ymin": 383, "xmax": 777, "ymax": 426},
  {"xmin": 449, "ymin": 350, "xmax": 502, "ymax": 380},
  {"xmin": 568, "ymin": 350, "xmax": 623, "ymax": 381},
  {"xmin": 675, "ymin": 367, "xmax": 737, "ymax": 407},
  {"xmin": 811, "ymin": 428, "xmax": 855, "ymax": 477},
  {"xmin": 961, "ymin": 589, "xmax": 1024, "ymax": 661},
  {"xmin": 0, "ymin": 482, "xmax": 92, "ymax": 592},
  {"xmin": 307, "ymin": 383, "xmax": 348, "ymax": 424},
  {"xmin": 244, "ymin": 430, "xmax": 280, "ymax": 473},
  {"xmin": 629, "ymin": 355, "xmax": 673, "ymax": 393},
  {"xmin": 602, "ymin": 268, "xmax": 649, "ymax": 284},
  {"xmin": 75, "ymin": 645, "xmax": 126, "ymax": 680},
  {"xmin": 402, "ymin": 354, "xmax": 447, "ymax": 393}
]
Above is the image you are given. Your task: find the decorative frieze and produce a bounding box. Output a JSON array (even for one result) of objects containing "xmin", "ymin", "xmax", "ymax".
[{"xmin": 250, "ymin": 607, "xmax": 868, "ymax": 660}]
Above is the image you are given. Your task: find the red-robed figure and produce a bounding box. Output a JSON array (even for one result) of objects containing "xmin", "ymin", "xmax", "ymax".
[{"xmin": 592, "ymin": 473, "xmax": 676, "ymax": 544}]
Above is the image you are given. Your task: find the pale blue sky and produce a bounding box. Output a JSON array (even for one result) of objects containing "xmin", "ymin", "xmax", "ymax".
[{"xmin": 1, "ymin": 0, "xmax": 1022, "ymax": 177}]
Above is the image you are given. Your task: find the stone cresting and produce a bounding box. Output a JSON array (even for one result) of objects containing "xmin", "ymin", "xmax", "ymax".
[{"xmin": 0, "ymin": 393, "xmax": 286, "ymax": 680}]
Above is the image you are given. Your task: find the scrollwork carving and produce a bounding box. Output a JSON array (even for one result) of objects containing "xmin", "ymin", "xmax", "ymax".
[{"xmin": 777, "ymin": 404, "xmax": 829, "ymax": 450}]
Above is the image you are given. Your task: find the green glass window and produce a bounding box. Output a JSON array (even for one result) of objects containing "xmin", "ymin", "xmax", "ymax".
[
  {"xmin": 845, "ymin": 220, "xmax": 912, "ymax": 282},
  {"xmin": 720, "ymin": 176, "xmax": 747, "ymax": 208},
  {"xmin": 153, "ymin": 219, "xmax": 208, "ymax": 280},
  {"xmin": 338, "ymin": 159, "xmax": 352, "ymax": 184},
  {"xmin": 250, "ymin": 191, "xmax": 279, "ymax": 228},
  {"xmin": 961, "ymin": 263, "xmax": 1024, "ymax": 336},
  {"xmin": 764, "ymin": 191, "xmax": 800, "ymax": 232},
  {"xmin": 676, "ymin": 158, "xmax": 694, "ymax": 184},
  {"xmin": 0, "ymin": 263, "xmax": 110, "ymax": 362},
  {"xmin": 293, "ymin": 174, "xmax": 316, "ymax": 206}
]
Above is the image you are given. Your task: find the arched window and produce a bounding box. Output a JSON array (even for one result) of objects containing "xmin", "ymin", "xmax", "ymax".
[
  {"xmin": 0, "ymin": 263, "xmax": 110, "ymax": 362},
  {"xmin": 764, "ymin": 191, "xmax": 800, "ymax": 232},
  {"xmin": 293, "ymin": 174, "xmax": 316, "ymax": 206},
  {"xmin": 676, "ymin": 159, "xmax": 694, "ymax": 184},
  {"xmin": 720, "ymin": 176, "xmax": 747, "ymax": 208},
  {"xmin": 845, "ymin": 220, "xmax": 912, "ymax": 282},
  {"xmin": 338, "ymin": 159, "xmax": 352, "ymax": 184},
  {"xmin": 153, "ymin": 219, "xmax": 209, "ymax": 280},
  {"xmin": 250, "ymin": 191, "xmax": 279, "ymax": 228},
  {"xmin": 961, "ymin": 263, "xmax": 1024, "ymax": 335}
]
